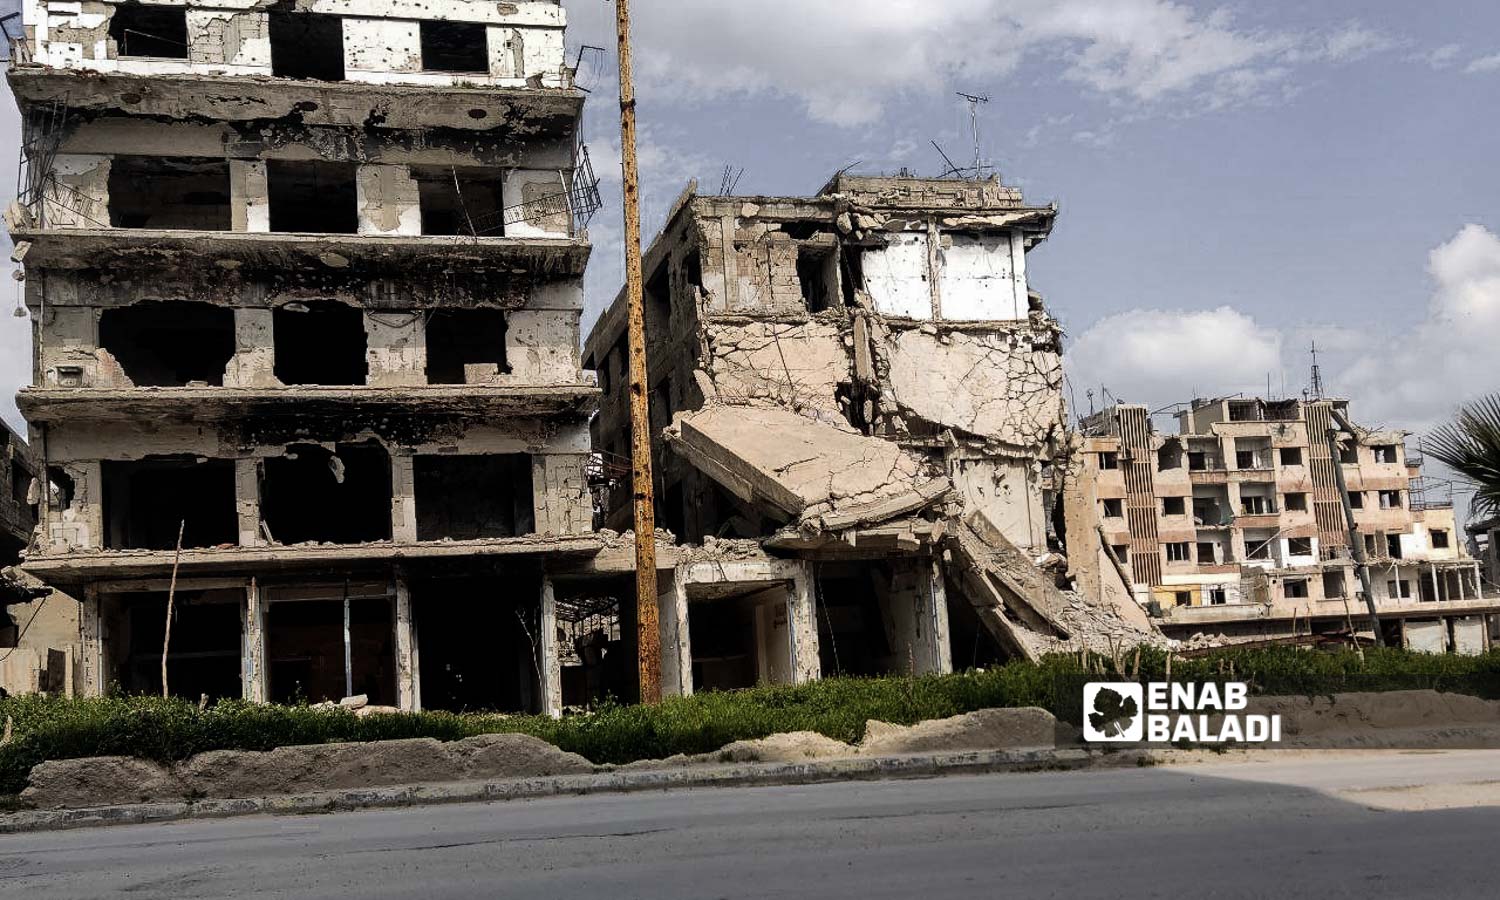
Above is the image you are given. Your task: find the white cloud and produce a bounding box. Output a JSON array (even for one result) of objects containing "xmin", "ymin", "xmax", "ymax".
[
  {"xmin": 613, "ymin": 1, "xmax": 1396, "ymax": 127},
  {"xmin": 1410, "ymin": 43, "xmax": 1462, "ymax": 70},
  {"xmin": 1065, "ymin": 306, "xmax": 1284, "ymax": 409},
  {"xmin": 1064, "ymin": 226, "xmax": 1500, "ymax": 444},
  {"xmin": 1466, "ymin": 52, "xmax": 1500, "ymax": 74},
  {"xmin": 0, "ymin": 285, "xmax": 28, "ymax": 435},
  {"xmin": 1339, "ymin": 224, "xmax": 1500, "ymax": 433}
]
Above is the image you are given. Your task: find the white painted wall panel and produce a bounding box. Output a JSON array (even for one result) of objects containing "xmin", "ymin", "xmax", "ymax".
[
  {"xmin": 862, "ymin": 233, "xmax": 931, "ymax": 319},
  {"xmin": 939, "ymin": 233, "xmax": 1024, "ymax": 320}
]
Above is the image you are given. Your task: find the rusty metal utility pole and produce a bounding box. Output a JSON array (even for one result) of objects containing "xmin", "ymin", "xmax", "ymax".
[{"xmin": 614, "ymin": 0, "xmax": 661, "ymax": 703}]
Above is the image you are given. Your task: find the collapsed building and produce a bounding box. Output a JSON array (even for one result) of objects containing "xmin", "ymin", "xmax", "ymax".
[
  {"xmin": 584, "ymin": 174, "xmax": 1161, "ymax": 692},
  {"xmin": 1068, "ymin": 398, "xmax": 1499, "ymax": 653},
  {"xmin": 0, "ymin": 0, "xmax": 662, "ymax": 709}
]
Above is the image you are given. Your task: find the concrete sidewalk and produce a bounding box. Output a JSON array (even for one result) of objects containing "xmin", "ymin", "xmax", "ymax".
[{"xmin": 0, "ymin": 746, "xmax": 1126, "ymax": 835}]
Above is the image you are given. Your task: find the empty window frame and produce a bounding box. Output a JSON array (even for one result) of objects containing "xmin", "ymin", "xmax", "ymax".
[
  {"xmin": 412, "ymin": 167, "xmax": 506, "ymax": 236},
  {"xmin": 1372, "ymin": 445, "xmax": 1399, "ymax": 464},
  {"xmin": 1245, "ymin": 535, "xmax": 1274, "ymax": 560},
  {"xmin": 268, "ymin": 10, "xmax": 345, "ymax": 81},
  {"xmin": 1378, "ymin": 490, "xmax": 1403, "ymax": 509},
  {"xmin": 98, "ymin": 301, "xmax": 235, "ymax": 386},
  {"xmin": 273, "ymin": 301, "xmax": 368, "ymax": 386},
  {"xmin": 261, "ymin": 442, "xmax": 392, "ymax": 545},
  {"xmin": 101, "ymin": 457, "xmax": 238, "ymax": 550},
  {"xmin": 1157, "ymin": 444, "xmax": 1183, "ymax": 470},
  {"xmin": 420, "ymin": 20, "xmax": 489, "ymax": 73},
  {"xmin": 1196, "ymin": 541, "xmax": 1218, "ymax": 564},
  {"xmin": 1098, "ymin": 451, "xmax": 1119, "ymax": 470},
  {"xmin": 1101, "ymin": 498, "xmax": 1124, "ymax": 518},
  {"xmin": 1287, "ymin": 537, "xmax": 1314, "ymax": 557},
  {"xmin": 266, "ymin": 160, "xmax": 358, "ymax": 234},
  {"xmin": 101, "ymin": 589, "xmax": 244, "ymax": 701},
  {"xmin": 1323, "ymin": 571, "xmax": 1346, "ymax": 598},
  {"xmin": 1207, "ymin": 586, "xmax": 1228, "ymax": 605},
  {"xmin": 1279, "ymin": 447, "xmax": 1304, "ymax": 466},
  {"xmin": 108, "ymin": 157, "xmax": 232, "ymax": 230},
  {"xmin": 1111, "ymin": 544, "xmax": 1130, "ymax": 563},
  {"xmin": 1241, "ymin": 494, "xmax": 1272, "ymax": 515},
  {"xmin": 1431, "ymin": 529, "xmax": 1450, "ymax": 549},
  {"xmin": 1165, "ymin": 542, "xmax": 1191, "ymax": 563},
  {"xmin": 424, "ymin": 309, "xmax": 509, "ymax": 384},
  {"xmin": 1174, "ymin": 591, "xmax": 1192, "ymax": 607},
  {"xmin": 109, "ymin": 3, "xmax": 188, "ymax": 59},
  {"xmin": 413, "ymin": 455, "xmax": 535, "ymax": 540},
  {"xmin": 1284, "ymin": 492, "xmax": 1309, "ymax": 512},
  {"xmin": 1283, "ymin": 578, "xmax": 1309, "ymax": 599},
  {"xmin": 1338, "ymin": 443, "xmax": 1359, "ymax": 464},
  {"xmin": 1162, "ymin": 496, "xmax": 1186, "ymax": 516},
  {"xmin": 1386, "ymin": 534, "xmax": 1404, "ymax": 559},
  {"xmin": 1349, "ymin": 491, "xmax": 1365, "ymax": 509},
  {"xmin": 1387, "ymin": 579, "xmax": 1413, "ymax": 600},
  {"xmin": 797, "ymin": 248, "xmax": 838, "ymax": 312}
]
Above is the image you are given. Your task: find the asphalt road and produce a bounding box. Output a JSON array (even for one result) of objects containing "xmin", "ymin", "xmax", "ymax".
[{"xmin": 3, "ymin": 751, "xmax": 1499, "ymax": 899}]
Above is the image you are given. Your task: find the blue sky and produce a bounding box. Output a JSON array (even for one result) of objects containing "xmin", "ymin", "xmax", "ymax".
[{"xmin": 2, "ymin": 1, "xmax": 1498, "ymax": 496}]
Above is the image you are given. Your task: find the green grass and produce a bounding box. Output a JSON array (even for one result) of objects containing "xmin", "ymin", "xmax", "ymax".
[{"xmin": 1, "ymin": 646, "xmax": 1497, "ymax": 798}]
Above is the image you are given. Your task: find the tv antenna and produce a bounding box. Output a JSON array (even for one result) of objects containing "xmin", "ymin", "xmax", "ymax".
[
  {"xmin": 1309, "ymin": 341, "xmax": 1325, "ymax": 399},
  {"xmin": 932, "ymin": 92, "xmax": 994, "ymax": 181}
]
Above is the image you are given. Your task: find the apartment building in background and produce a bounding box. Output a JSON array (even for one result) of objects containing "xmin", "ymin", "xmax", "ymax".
[
  {"xmin": 1066, "ymin": 397, "xmax": 1498, "ymax": 653},
  {"xmin": 0, "ymin": 0, "xmax": 637, "ymax": 706}
]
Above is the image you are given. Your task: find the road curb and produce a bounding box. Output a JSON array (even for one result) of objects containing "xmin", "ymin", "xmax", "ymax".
[{"xmin": 0, "ymin": 746, "xmax": 1143, "ymax": 835}]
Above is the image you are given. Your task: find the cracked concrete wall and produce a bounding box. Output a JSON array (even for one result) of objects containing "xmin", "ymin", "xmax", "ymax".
[
  {"xmin": 876, "ymin": 324, "xmax": 1064, "ymax": 450},
  {"xmin": 949, "ymin": 454, "xmax": 1047, "ymax": 551},
  {"xmin": 705, "ymin": 321, "xmax": 848, "ymax": 418}
]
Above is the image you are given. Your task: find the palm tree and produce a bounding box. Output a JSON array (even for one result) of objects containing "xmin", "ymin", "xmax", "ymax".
[{"xmin": 1426, "ymin": 394, "xmax": 1500, "ymax": 520}]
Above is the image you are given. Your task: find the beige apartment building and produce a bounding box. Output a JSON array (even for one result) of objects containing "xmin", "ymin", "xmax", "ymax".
[{"xmin": 1067, "ymin": 397, "xmax": 1497, "ymax": 652}]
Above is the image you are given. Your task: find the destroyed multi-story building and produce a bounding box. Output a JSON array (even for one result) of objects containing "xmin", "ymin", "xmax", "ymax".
[
  {"xmin": 584, "ymin": 174, "xmax": 1159, "ymax": 692},
  {"xmin": 2, "ymin": 0, "xmax": 635, "ymax": 709},
  {"xmin": 1067, "ymin": 398, "xmax": 1499, "ymax": 653}
]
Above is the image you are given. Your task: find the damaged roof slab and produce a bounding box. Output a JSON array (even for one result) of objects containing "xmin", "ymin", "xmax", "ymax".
[
  {"xmin": 668, "ymin": 405, "xmax": 951, "ymax": 531},
  {"xmin": 8, "ymin": 229, "xmax": 592, "ymax": 279}
]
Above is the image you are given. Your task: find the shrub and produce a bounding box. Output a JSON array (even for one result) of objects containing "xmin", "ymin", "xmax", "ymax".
[{"xmin": 1, "ymin": 646, "xmax": 1496, "ymax": 797}]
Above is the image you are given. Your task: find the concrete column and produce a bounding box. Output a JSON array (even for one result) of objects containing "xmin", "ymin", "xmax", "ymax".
[
  {"xmin": 538, "ymin": 577, "xmax": 562, "ymax": 718},
  {"xmin": 364, "ymin": 312, "xmax": 426, "ymax": 387},
  {"xmin": 390, "ymin": 455, "xmax": 417, "ymax": 542},
  {"xmin": 393, "ymin": 574, "xmax": 420, "ymax": 712},
  {"xmin": 928, "ymin": 557, "xmax": 953, "ymax": 674},
  {"xmin": 786, "ymin": 561, "xmax": 821, "ymax": 684},
  {"xmin": 229, "ymin": 159, "xmax": 270, "ymax": 233},
  {"xmin": 80, "ymin": 585, "xmax": 104, "ymax": 698},
  {"xmin": 242, "ymin": 578, "xmax": 268, "ymax": 703},
  {"xmin": 659, "ymin": 569, "xmax": 694, "ymax": 697},
  {"xmin": 356, "ymin": 164, "xmax": 423, "ymax": 236},
  {"xmin": 225, "ymin": 308, "xmax": 278, "ymax": 388},
  {"xmin": 234, "ymin": 459, "xmax": 261, "ymax": 547}
]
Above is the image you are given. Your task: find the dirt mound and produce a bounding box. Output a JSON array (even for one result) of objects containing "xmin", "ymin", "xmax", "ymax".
[
  {"xmin": 715, "ymin": 731, "xmax": 856, "ymax": 763},
  {"xmin": 1253, "ymin": 690, "xmax": 1500, "ymax": 742},
  {"xmin": 859, "ymin": 707, "xmax": 1061, "ymax": 756},
  {"xmin": 24, "ymin": 734, "xmax": 596, "ymax": 809}
]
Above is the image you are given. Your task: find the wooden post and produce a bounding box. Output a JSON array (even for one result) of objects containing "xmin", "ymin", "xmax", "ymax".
[
  {"xmin": 614, "ymin": 0, "xmax": 661, "ymax": 704},
  {"xmin": 161, "ymin": 520, "xmax": 184, "ymax": 698}
]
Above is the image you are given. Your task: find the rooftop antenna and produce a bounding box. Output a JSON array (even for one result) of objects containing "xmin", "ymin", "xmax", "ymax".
[
  {"xmin": 717, "ymin": 164, "xmax": 744, "ymax": 196},
  {"xmin": 1309, "ymin": 341, "xmax": 1326, "ymax": 399},
  {"xmin": 955, "ymin": 91, "xmax": 991, "ymax": 178}
]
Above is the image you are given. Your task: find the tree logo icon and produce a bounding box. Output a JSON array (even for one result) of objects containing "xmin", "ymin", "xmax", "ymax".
[{"xmin": 1083, "ymin": 683, "xmax": 1144, "ymax": 741}]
